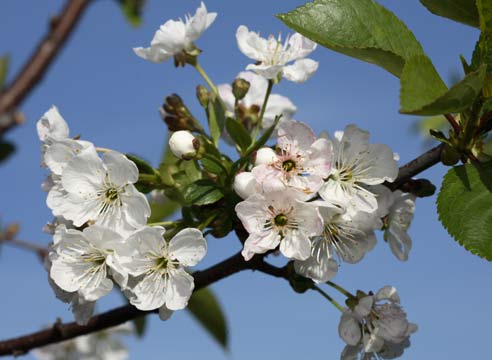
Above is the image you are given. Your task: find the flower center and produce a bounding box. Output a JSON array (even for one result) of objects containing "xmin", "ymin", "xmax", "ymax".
[
  {"xmin": 155, "ymin": 257, "xmax": 169, "ymax": 270},
  {"xmin": 81, "ymin": 252, "xmax": 106, "ymax": 266},
  {"xmin": 282, "ymin": 159, "xmax": 296, "ymax": 172},
  {"xmin": 105, "ymin": 187, "xmax": 119, "ymax": 202},
  {"xmin": 274, "ymin": 213, "xmax": 289, "ymax": 227}
]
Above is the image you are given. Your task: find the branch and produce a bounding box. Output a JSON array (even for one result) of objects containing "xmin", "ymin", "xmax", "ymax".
[
  {"xmin": 388, "ymin": 143, "xmax": 443, "ymax": 190},
  {"xmin": 0, "ymin": 143, "xmax": 446, "ymax": 355},
  {"xmin": 0, "ymin": 0, "xmax": 91, "ymax": 135},
  {"xmin": 0, "ymin": 251, "xmax": 266, "ymax": 356}
]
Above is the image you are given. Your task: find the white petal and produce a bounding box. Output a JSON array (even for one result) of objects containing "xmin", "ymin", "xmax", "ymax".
[
  {"xmin": 338, "ymin": 311, "xmax": 362, "ymax": 346},
  {"xmin": 130, "ymin": 271, "xmax": 167, "ymax": 310},
  {"xmin": 37, "ymin": 106, "xmax": 69, "ymax": 142},
  {"xmin": 168, "ymin": 228, "xmax": 207, "ymax": 266},
  {"xmin": 294, "ymin": 254, "xmax": 338, "ymax": 283},
  {"xmin": 133, "ymin": 46, "xmax": 171, "ymax": 63},
  {"xmin": 103, "ymin": 151, "xmax": 139, "ymax": 186},
  {"xmin": 246, "ymin": 63, "xmax": 283, "ymax": 80},
  {"xmin": 363, "ymin": 333, "xmax": 384, "ymax": 353},
  {"xmin": 282, "ymin": 59, "xmax": 319, "ymax": 83},
  {"xmin": 355, "ymin": 296, "xmax": 374, "ymax": 317},
  {"xmin": 165, "ymin": 268, "xmax": 195, "ymax": 310},
  {"xmin": 61, "ymin": 147, "xmax": 104, "ymax": 196},
  {"xmin": 153, "ymin": 20, "xmax": 187, "ymax": 53},
  {"xmin": 234, "ymin": 172, "xmax": 260, "ymax": 199},
  {"xmin": 375, "ymin": 286, "xmax": 400, "ymax": 303},
  {"xmin": 186, "ymin": 2, "xmax": 217, "ymax": 42},
  {"xmin": 241, "ymin": 231, "xmax": 281, "ymax": 260},
  {"xmin": 286, "ymin": 33, "xmax": 317, "ymax": 61},
  {"xmin": 280, "ymin": 230, "xmax": 312, "ymax": 260},
  {"xmin": 236, "ymin": 25, "xmax": 268, "ymax": 61}
]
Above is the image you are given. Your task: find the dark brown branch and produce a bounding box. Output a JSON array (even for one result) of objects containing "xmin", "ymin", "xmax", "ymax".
[
  {"xmin": 444, "ymin": 113, "xmax": 460, "ymax": 134},
  {"xmin": 0, "ymin": 252, "xmax": 265, "ymax": 356},
  {"xmin": 388, "ymin": 143, "xmax": 443, "ymax": 190},
  {"xmin": 0, "ymin": 144, "xmax": 447, "ymax": 355},
  {"xmin": 0, "ymin": 0, "xmax": 91, "ymax": 135}
]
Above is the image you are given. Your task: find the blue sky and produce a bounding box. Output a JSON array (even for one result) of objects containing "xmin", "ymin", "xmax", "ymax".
[{"xmin": 0, "ymin": 0, "xmax": 489, "ymax": 359}]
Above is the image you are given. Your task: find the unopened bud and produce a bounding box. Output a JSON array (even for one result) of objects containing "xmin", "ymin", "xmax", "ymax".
[
  {"xmin": 441, "ymin": 144, "xmax": 460, "ymax": 166},
  {"xmin": 254, "ymin": 147, "xmax": 277, "ymax": 166},
  {"xmin": 233, "ymin": 172, "xmax": 259, "ymax": 199},
  {"xmin": 169, "ymin": 130, "xmax": 200, "ymax": 160},
  {"xmin": 196, "ymin": 85, "xmax": 211, "ymax": 107},
  {"xmin": 232, "ymin": 78, "xmax": 250, "ymax": 100},
  {"xmin": 166, "ymin": 94, "xmax": 184, "ymax": 110}
]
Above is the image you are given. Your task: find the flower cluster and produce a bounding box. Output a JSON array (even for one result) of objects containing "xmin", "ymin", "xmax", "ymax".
[
  {"xmin": 33, "ymin": 322, "xmax": 133, "ymax": 360},
  {"xmin": 38, "ymin": 107, "xmax": 207, "ymax": 324},
  {"xmin": 234, "ymin": 119, "xmax": 415, "ymax": 282},
  {"xmin": 338, "ymin": 286, "xmax": 417, "ymax": 359}
]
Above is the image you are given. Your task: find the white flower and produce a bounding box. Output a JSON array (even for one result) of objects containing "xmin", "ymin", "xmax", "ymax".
[
  {"xmin": 340, "ymin": 338, "xmax": 412, "ymax": 360},
  {"xmin": 235, "ymin": 190, "xmax": 323, "ymax": 261},
  {"xmin": 49, "ymin": 225, "xmax": 131, "ymax": 302},
  {"xmin": 252, "ymin": 119, "xmax": 332, "ymax": 198},
  {"xmin": 134, "ymin": 2, "xmax": 217, "ymax": 63},
  {"xmin": 119, "ymin": 226, "xmax": 206, "ymax": 314},
  {"xmin": 294, "ymin": 203, "xmax": 377, "ymax": 282},
  {"xmin": 384, "ymin": 190, "xmax": 416, "ymax": 261},
  {"xmin": 33, "ymin": 323, "xmax": 132, "ymax": 360},
  {"xmin": 338, "ymin": 286, "xmax": 417, "ymax": 356},
  {"xmin": 47, "ymin": 148, "xmax": 150, "ymax": 236},
  {"xmin": 236, "ymin": 25, "xmax": 318, "ymax": 82},
  {"xmin": 218, "ymin": 71, "xmax": 297, "ymax": 128},
  {"xmin": 233, "ymin": 171, "xmax": 260, "ymax": 199},
  {"xmin": 169, "ymin": 130, "xmax": 199, "ymax": 160},
  {"xmin": 37, "ymin": 106, "xmax": 69, "ymax": 143},
  {"xmin": 254, "ymin": 147, "xmax": 277, "ymax": 166},
  {"xmin": 37, "ymin": 106, "xmax": 95, "ymax": 173},
  {"xmin": 319, "ymin": 125, "xmax": 398, "ymax": 214}
]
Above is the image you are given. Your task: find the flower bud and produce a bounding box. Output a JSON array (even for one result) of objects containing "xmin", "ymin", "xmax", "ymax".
[
  {"xmin": 254, "ymin": 147, "xmax": 277, "ymax": 166},
  {"xmin": 196, "ymin": 85, "xmax": 211, "ymax": 108},
  {"xmin": 169, "ymin": 130, "xmax": 200, "ymax": 160},
  {"xmin": 233, "ymin": 172, "xmax": 259, "ymax": 199},
  {"xmin": 232, "ymin": 78, "xmax": 250, "ymax": 100}
]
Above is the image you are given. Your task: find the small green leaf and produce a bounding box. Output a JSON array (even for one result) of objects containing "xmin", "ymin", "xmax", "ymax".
[
  {"xmin": 278, "ymin": 0, "xmax": 425, "ymax": 77},
  {"xmin": 187, "ymin": 287, "xmax": 228, "ymax": 350},
  {"xmin": 201, "ymin": 156, "xmax": 225, "ymax": 174},
  {"xmin": 0, "ymin": 55, "xmax": 9, "ymax": 89},
  {"xmin": 133, "ymin": 316, "xmax": 147, "ymax": 338},
  {"xmin": 419, "ymin": 0, "xmax": 479, "ymax": 28},
  {"xmin": 0, "ymin": 141, "xmax": 15, "ymax": 163},
  {"xmin": 116, "ymin": 0, "xmax": 145, "ymax": 27},
  {"xmin": 126, "ymin": 154, "xmax": 156, "ymax": 175},
  {"xmin": 400, "ymin": 56, "xmax": 486, "ymax": 115},
  {"xmin": 225, "ymin": 118, "xmax": 252, "ymax": 151},
  {"xmin": 437, "ymin": 162, "xmax": 492, "ymax": 260},
  {"xmin": 183, "ymin": 179, "xmax": 224, "ymax": 206},
  {"xmin": 207, "ymin": 98, "xmax": 226, "ymax": 147}
]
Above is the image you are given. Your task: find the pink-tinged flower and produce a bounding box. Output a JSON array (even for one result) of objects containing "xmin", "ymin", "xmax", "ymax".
[
  {"xmin": 252, "ymin": 119, "xmax": 332, "ymax": 198},
  {"xmin": 235, "ymin": 190, "xmax": 323, "ymax": 261}
]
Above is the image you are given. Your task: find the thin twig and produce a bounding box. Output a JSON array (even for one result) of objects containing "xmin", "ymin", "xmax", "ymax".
[
  {"xmin": 0, "ymin": 238, "xmax": 48, "ymax": 259},
  {"xmin": 0, "ymin": 0, "xmax": 91, "ymax": 135}
]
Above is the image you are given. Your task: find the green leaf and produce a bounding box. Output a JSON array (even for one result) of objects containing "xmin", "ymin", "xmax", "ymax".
[
  {"xmin": 201, "ymin": 156, "xmax": 225, "ymax": 174},
  {"xmin": 116, "ymin": 0, "xmax": 145, "ymax": 27},
  {"xmin": 148, "ymin": 197, "xmax": 179, "ymax": 223},
  {"xmin": 400, "ymin": 56, "xmax": 486, "ymax": 115},
  {"xmin": 207, "ymin": 98, "xmax": 226, "ymax": 147},
  {"xmin": 0, "ymin": 141, "xmax": 15, "ymax": 163},
  {"xmin": 187, "ymin": 287, "xmax": 228, "ymax": 350},
  {"xmin": 419, "ymin": 0, "xmax": 479, "ymax": 28},
  {"xmin": 132, "ymin": 316, "xmax": 147, "ymax": 338},
  {"xmin": 183, "ymin": 179, "xmax": 224, "ymax": 206},
  {"xmin": 0, "ymin": 55, "xmax": 9, "ymax": 89},
  {"xmin": 278, "ymin": 0, "xmax": 425, "ymax": 77},
  {"xmin": 126, "ymin": 154, "xmax": 156, "ymax": 175},
  {"xmin": 225, "ymin": 118, "xmax": 252, "ymax": 151},
  {"xmin": 437, "ymin": 162, "xmax": 492, "ymax": 260}
]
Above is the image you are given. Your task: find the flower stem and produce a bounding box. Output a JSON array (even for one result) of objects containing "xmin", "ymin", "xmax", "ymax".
[
  {"xmin": 147, "ymin": 221, "xmax": 180, "ymax": 228},
  {"xmin": 252, "ymin": 79, "xmax": 274, "ymax": 140},
  {"xmin": 197, "ymin": 214, "xmax": 217, "ymax": 231},
  {"xmin": 194, "ymin": 62, "xmax": 218, "ymax": 96},
  {"xmin": 313, "ymin": 285, "xmax": 345, "ymax": 312},
  {"xmin": 326, "ymin": 280, "xmax": 356, "ymax": 299}
]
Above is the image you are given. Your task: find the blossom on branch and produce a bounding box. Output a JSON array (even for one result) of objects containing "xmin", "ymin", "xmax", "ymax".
[
  {"xmin": 134, "ymin": 2, "xmax": 217, "ymax": 63},
  {"xmin": 236, "ymin": 25, "xmax": 318, "ymax": 82}
]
